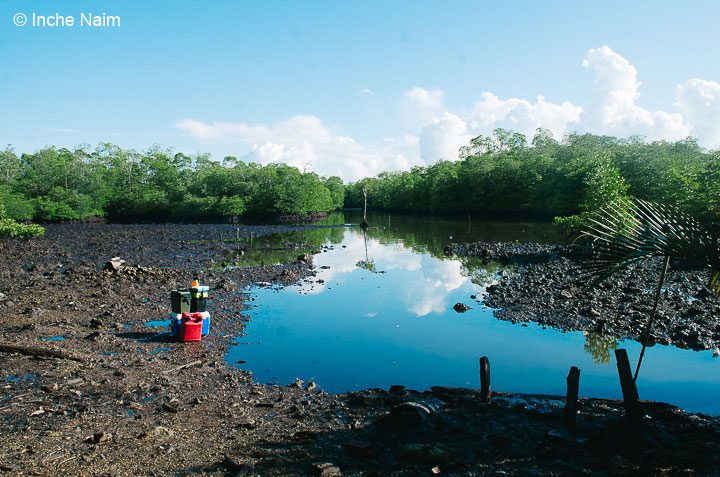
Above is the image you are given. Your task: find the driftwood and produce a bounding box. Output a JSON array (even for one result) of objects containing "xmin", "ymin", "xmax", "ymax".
[
  {"xmin": 0, "ymin": 344, "xmax": 83, "ymax": 362},
  {"xmin": 162, "ymin": 360, "xmax": 202, "ymax": 374}
]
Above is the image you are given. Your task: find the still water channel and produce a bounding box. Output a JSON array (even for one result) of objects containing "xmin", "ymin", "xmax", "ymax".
[{"xmin": 226, "ymin": 211, "xmax": 720, "ymax": 415}]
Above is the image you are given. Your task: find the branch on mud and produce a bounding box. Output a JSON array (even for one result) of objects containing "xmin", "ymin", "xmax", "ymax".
[
  {"xmin": 0, "ymin": 344, "xmax": 84, "ymax": 362},
  {"xmin": 162, "ymin": 360, "xmax": 202, "ymax": 374}
]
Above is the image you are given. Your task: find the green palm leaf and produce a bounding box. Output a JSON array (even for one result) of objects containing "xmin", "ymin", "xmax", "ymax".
[{"xmin": 580, "ymin": 198, "xmax": 720, "ymax": 292}]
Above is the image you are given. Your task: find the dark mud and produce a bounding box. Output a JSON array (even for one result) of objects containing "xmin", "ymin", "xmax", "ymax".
[
  {"xmin": 450, "ymin": 242, "xmax": 720, "ymax": 351},
  {"xmin": 0, "ymin": 226, "xmax": 719, "ymax": 476}
]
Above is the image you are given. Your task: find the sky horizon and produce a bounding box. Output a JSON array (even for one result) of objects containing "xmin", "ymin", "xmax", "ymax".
[{"xmin": 2, "ymin": 1, "xmax": 720, "ymax": 182}]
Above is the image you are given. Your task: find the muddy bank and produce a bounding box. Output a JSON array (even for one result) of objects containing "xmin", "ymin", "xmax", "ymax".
[
  {"xmin": 0, "ymin": 227, "xmax": 719, "ymax": 475},
  {"xmin": 451, "ymin": 241, "xmax": 720, "ymax": 351}
]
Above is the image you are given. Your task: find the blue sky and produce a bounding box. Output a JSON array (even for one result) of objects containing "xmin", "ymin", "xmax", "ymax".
[{"xmin": 2, "ymin": 1, "xmax": 720, "ymax": 181}]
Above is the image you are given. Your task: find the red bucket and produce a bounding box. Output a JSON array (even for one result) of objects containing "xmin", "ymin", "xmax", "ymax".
[{"xmin": 180, "ymin": 312, "xmax": 203, "ymax": 342}]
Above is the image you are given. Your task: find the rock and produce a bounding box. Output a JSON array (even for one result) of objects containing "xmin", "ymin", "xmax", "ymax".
[
  {"xmin": 86, "ymin": 430, "xmax": 112, "ymax": 444},
  {"xmin": 90, "ymin": 318, "xmax": 103, "ymax": 328},
  {"xmin": 236, "ymin": 419, "xmax": 257, "ymax": 429},
  {"xmin": 344, "ymin": 440, "xmax": 373, "ymax": 457},
  {"xmin": 147, "ymin": 426, "xmax": 174, "ymax": 437},
  {"xmin": 297, "ymin": 253, "xmax": 313, "ymax": 264},
  {"xmin": 453, "ymin": 302, "xmax": 470, "ymax": 312},
  {"xmin": 224, "ymin": 455, "xmax": 252, "ymax": 475},
  {"xmin": 389, "ymin": 385, "xmax": 405, "ymax": 394},
  {"xmin": 561, "ymin": 290, "xmax": 573, "ymax": 299},
  {"xmin": 41, "ymin": 383, "xmax": 59, "ymax": 393},
  {"xmin": 0, "ymin": 292, "xmax": 6, "ymax": 302},
  {"xmin": 380, "ymin": 401, "xmax": 437, "ymax": 429},
  {"xmin": 104, "ymin": 257, "xmax": 126, "ymax": 272},
  {"xmin": 309, "ymin": 462, "xmax": 342, "ymax": 476}
]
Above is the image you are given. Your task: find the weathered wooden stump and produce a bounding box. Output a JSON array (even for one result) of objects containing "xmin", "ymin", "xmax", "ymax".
[
  {"xmin": 615, "ymin": 349, "xmax": 642, "ymax": 436},
  {"xmin": 479, "ymin": 356, "xmax": 491, "ymax": 404},
  {"xmin": 563, "ymin": 366, "xmax": 580, "ymax": 434}
]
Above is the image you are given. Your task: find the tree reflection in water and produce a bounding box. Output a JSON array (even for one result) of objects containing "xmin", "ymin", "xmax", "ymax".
[
  {"xmin": 356, "ymin": 228, "xmax": 377, "ymax": 273},
  {"xmin": 583, "ymin": 332, "xmax": 621, "ymax": 365}
]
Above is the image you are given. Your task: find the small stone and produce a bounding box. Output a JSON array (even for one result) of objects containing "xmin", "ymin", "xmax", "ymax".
[
  {"xmin": 236, "ymin": 419, "xmax": 257, "ymax": 429},
  {"xmin": 41, "ymin": 383, "xmax": 59, "ymax": 393},
  {"xmin": 87, "ymin": 431, "xmax": 112, "ymax": 444},
  {"xmin": 453, "ymin": 302, "xmax": 470, "ymax": 312},
  {"xmin": 104, "ymin": 257, "xmax": 126, "ymax": 272},
  {"xmin": 90, "ymin": 318, "xmax": 103, "ymax": 328},
  {"xmin": 561, "ymin": 290, "xmax": 573, "ymax": 299},
  {"xmin": 309, "ymin": 462, "xmax": 342, "ymax": 476},
  {"xmin": 148, "ymin": 425, "xmax": 174, "ymax": 437}
]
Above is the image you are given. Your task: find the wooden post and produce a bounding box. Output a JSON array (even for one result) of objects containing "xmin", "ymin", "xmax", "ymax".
[
  {"xmin": 614, "ymin": 349, "xmax": 642, "ymax": 434},
  {"xmin": 563, "ymin": 366, "xmax": 580, "ymax": 434},
  {"xmin": 236, "ymin": 227, "xmax": 240, "ymax": 240},
  {"xmin": 479, "ymin": 356, "xmax": 491, "ymax": 403},
  {"xmin": 219, "ymin": 232, "xmax": 223, "ymax": 242}
]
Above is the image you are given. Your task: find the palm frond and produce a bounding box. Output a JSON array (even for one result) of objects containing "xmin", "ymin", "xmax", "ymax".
[{"xmin": 580, "ymin": 198, "xmax": 720, "ymax": 291}]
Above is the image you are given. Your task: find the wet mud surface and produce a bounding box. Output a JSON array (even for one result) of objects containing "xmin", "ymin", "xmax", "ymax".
[
  {"xmin": 0, "ymin": 226, "xmax": 719, "ymax": 476},
  {"xmin": 451, "ymin": 241, "xmax": 720, "ymax": 351}
]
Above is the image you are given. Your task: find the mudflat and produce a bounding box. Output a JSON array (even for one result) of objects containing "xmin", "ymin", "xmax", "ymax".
[{"xmin": 1, "ymin": 224, "xmax": 718, "ymax": 476}]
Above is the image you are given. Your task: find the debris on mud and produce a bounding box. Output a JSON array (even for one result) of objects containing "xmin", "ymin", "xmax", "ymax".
[{"xmin": 0, "ymin": 227, "xmax": 718, "ymax": 475}]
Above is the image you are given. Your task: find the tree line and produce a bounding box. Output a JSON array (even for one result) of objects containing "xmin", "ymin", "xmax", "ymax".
[
  {"xmin": 345, "ymin": 129, "xmax": 720, "ymax": 226},
  {"xmin": 0, "ymin": 144, "xmax": 344, "ymax": 222},
  {"xmin": 3, "ymin": 130, "xmax": 718, "ymax": 227}
]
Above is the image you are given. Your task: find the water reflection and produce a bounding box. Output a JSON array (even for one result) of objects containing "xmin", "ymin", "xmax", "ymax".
[
  {"xmin": 225, "ymin": 211, "xmax": 720, "ymax": 414},
  {"xmin": 583, "ymin": 332, "xmax": 622, "ymax": 365},
  {"xmin": 356, "ymin": 229, "xmax": 377, "ymax": 274}
]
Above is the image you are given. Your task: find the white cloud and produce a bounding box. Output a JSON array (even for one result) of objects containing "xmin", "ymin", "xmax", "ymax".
[
  {"xmin": 48, "ymin": 128, "xmax": 80, "ymax": 133},
  {"xmin": 403, "ymin": 86, "xmax": 445, "ymax": 126},
  {"xmin": 175, "ymin": 115, "xmax": 421, "ymax": 181},
  {"xmin": 176, "ymin": 46, "xmax": 720, "ymax": 182},
  {"xmin": 580, "ymin": 45, "xmax": 690, "ymax": 141},
  {"xmin": 469, "ymin": 92, "xmax": 582, "ymax": 140},
  {"xmin": 419, "ymin": 112, "xmax": 470, "ymax": 162},
  {"xmin": 674, "ymin": 78, "xmax": 720, "ymax": 146}
]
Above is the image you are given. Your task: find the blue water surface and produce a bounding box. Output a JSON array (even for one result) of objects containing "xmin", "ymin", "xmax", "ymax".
[{"xmin": 226, "ymin": 212, "xmax": 720, "ymax": 415}]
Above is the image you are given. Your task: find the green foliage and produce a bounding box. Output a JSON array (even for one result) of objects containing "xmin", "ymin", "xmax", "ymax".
[
  {"xmin": 580, "ymin": 198, "xmax": 720, "ymax": 291},
  {"xmin": 553, "ymin": 152, "xmax": 631, "ymax": 234},
  {"xmin": 0, "ymin": 203, "xmax": 44, "ymax": 238},
  {"xmin": 0, "ymin": 185, "xmax": 35, "ymax": 220},
  {"xmin": 583, "ymin": 332, "xmax": 621, "ymax": 365},
  {"xmin": 346, "ymin": 130, "xmax": 718, "ymax": 228},
  {"xmin": 3, "ymin": 143, "xmax": 342, "ymax": 221}
]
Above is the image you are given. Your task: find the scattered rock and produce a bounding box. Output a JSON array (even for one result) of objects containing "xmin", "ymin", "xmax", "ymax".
[
  {"xmin": 309, "ymin": 462, "xmax": 342, "ymax": 476},
  {"xmin": 297, "ymin": 253, "xmax": 313, "ymax": 264},
  {"xmin": 453, "ymin": 302, "xmax": 470, "ymax": 312}
]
